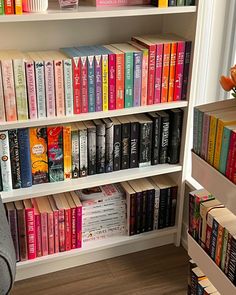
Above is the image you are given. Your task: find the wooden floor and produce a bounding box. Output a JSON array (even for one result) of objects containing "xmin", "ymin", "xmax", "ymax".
[{"xmin": 12, "ymin": 244, "xmax": 188, "ymax": 295}]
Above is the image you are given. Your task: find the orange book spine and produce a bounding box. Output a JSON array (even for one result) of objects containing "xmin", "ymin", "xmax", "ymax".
[
  {"xmin": 161, "ymin": 43, "xmax": 171, "ymax": 103},
  {"xmin": 14, "ymin": 0, "xmax": 22, "ymax": 14},
  {"xmin": 63, "ymin": 125, "xmax": 72, "ymax": 180},
  {"xmin": 168, "ymin": 43, "xmax": 177, "ymax": 102},
  {"xmin": 215, "ymin": 224, "xmax": 224, "ymax": 266},
  {"xmin": 54, "ymin": 59, "xmax": 65, "ymax": 117},
  {"xmin": 116, "ymin": 53, "xmax": 125, "ymax": 109},
  {"xmin": 4, "ymin": 0, "xmax": 14, "ymax": 14},
  {"xmin": 158, "ymin": 0, "xmax": 168, "ymax": 7}
]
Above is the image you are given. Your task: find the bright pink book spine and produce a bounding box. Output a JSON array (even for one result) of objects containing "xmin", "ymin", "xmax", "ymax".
[
  {"xmin": 71, "ymin": 207, "xmax": 77, "ymax": 249},
  {"xmin": 26, "ymin": 61, "xmax": 38, "ymax": 119},
  {"xmin": 48, "ymin": 212, "xmax": 54, "ymax": 254},
  {"xmin": 73, "ymin": 57, "xmax": 81, "ymax": 114},
  {"xmin": 108, "ymin": 53, "xmax": 116, "ymax": 110},
  {"xmin": 80, "ymin": 57, "xmax": 88, "ymax": 113},
  {"xmin": 45, "ymin": 60, "xmax": 56, "ymax": 117},
  {"xmin": 173, "ymin": 41, "xmax": 185, "ymax": 101},
  {"xmin": 54, "ymin": 210, "xmax": 59, "ymax": 253},
  {"xmin": 40, "ymin": 212, "xmax": 48, "ymax": 256},
  {"xmin": 1, "ymin": 60, "xmax": 17, "ymax": 121},
  {"xmin": 25, "ymin": 208, "xmax": 36, "ymax": 260},
  {"xmin": 35, "ymin": 213, "xmax": 42, "ymax": 257},
  {"xmin": 65, "ymin": 208, "xmax": 72, "ymax": 251},
  {"xmin": 54, "ymin": 59, "xmax": 65, "ymax": 117},
  {"xmin": 76, "ymin": 205, "xmax": 82, "ymax": 248},
  {"xmin": 58, "ymin": 209, "xmax": 65, "ymax": 252},
  {"xmin": 95, "ymin": 0, "xmax": 150, "ymax": 6},
  {"xmin": 147, "ymin": 45, "xmax": 156, "ymax": 105},
  {"xmin": 154, "ymin": 44, "xmax": 163, "ymax": 104},
  {"xmin": 226, "ymin": 132, "xmax": 236, "ymax": 180}
]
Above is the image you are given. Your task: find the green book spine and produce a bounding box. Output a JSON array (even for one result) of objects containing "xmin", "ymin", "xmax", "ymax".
[
  {"xmin": 177, "ymin": 0, "xmax": 185, "ymax": 5},
  {"xmin": 124, "ymin": 52, "xmax": 133, "ymax": 108},
  {"xmin": 0, "ymin": 0, "xmax": 4, "ymax": 15},
  {"xmin": 221, "ymin": 228, "xmax": 229, "ymax": 271},
  {"xmin": 219, "ymin": 127, "xmax": 231, "ymax": 174},
  {"xmin": 185, "ymin": 0, "xmax": 195, "ymax": 5},
  {"xmin": 193, "ymin": 108, "xmax": 199, "ymax": 153}
]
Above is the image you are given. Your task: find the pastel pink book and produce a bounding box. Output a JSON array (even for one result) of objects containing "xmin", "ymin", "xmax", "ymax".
[
  {"xmin": 80, "ymin": 57, "xmax": 88, "ymax": 113},
  {"xmin": 23, "ymin": 199, "xmax": 36, "ymax": 260},
  {"xmin": 48, "ymin": 211, "xmax": 54, "ymax": 255},
  {"xmin": 173, "ymin": 41, "xmax": 185, "ymax": 101},
  {"xmin": 31, "ymin": 199, "xmax": 42, "ymax": 258},
  {"xmin": 65, "ymin": 192, "xmax": 77, "ymax": 249},
  {"xmin": 70, "ymin": 191, "xmax": 82, "ymax": 248},
  {"xmin": 154, "ymin": 44, "xmax": 163, "ymax": 104},
  {"xmin": 90, "ymin": 0, "xmax": 150, "ymax": 6},
  {"xmin": 108, "ymin": 52, "xmax": 116, "ymax": 110},
  {"xmin": 48, "ymin": 196, "xmax": 59, "ymax": 253},
  {"xmin": 0, "ymin": 66, "xmax": 6, "ymax": 122},
  {"xmin": 25, "ymin": 60, "xmax": 38, "ymax": 119}
]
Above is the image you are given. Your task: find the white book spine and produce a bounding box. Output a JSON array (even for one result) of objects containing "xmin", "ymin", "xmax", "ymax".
[
  {"xmin": 35, "ymin": 61, "xmax": 46, "ymax": 118},
  {"xmin": 64, "ymin": 59, "xmax": 74, "ymax": 116},
  {"xmin": 71, "ymin": 129, "xmax": 79, "ymax": 179},
  {"xmin": 83, "ymin": 225, "xmax": 126, "ymax": 243},
  {"xmin": 82, "ymin": 219, "xmax": 126, "ymax": 232},
  {"xmin": 45, "ymin": 60, "xmax": 56, "ymax": 117},
  {"xmin": 79, "ymin": 128, "xmax": 88, "ymax": 177},
  {"xmin": 82, "ymin": 199, "xmax": 126, "ymax": 210},
  {"xmin": 0, "ymin": 66, "xmax": 5, "ymax": 122},
  {"xmin": 0, "ymin": 131, "xmax": 12, "ymax": 191}
]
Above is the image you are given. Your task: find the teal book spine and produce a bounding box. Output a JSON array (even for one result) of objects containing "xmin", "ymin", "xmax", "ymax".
[
  {"xmin": 193, "ymin": 108, "xmax": 199, "ymax": 153},
  {"xmin": 219, "ymin": 126, "xmax": 231, "ymax": 174},
  {"xmin": 124, "ymin": 52, "xmax": 134, "ymax": 108},
  {"xmin": 177, "ymin": 0, "xmax": 185, "ymax": 5},
  {"xmin": 185, "ymin": 0, "xmax": 195, "ymax": 5}
]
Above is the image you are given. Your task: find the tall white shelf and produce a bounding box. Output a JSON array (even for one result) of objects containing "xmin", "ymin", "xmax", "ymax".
[{"xmin": 0, "ymin": 0, "xmax": 203, "ymax": 281}]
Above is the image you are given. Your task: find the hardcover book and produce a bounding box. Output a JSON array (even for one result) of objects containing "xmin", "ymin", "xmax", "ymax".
[
  {"xmin": 168, "ymin": 42, "xmax": 177, "ymax": 102},
  {"xmin": 117, "ymin": 116, "xmax": 131, "ymax": 170},
  {"xmin": 84, "ymin": 120, "xmax": 96, "ymax": 175},
  {"xmin": 156, "ymin": 110, "xmax": 169, "ymax": 164},
  {"xmin": 70, "ymin": 191, "xmax": 82, "ymax": 248},
  {"xmin": 103, "ymin": 118, "xmax": 114, "ymax": 173},
  {"xmin": 63, "ymin": 124, "xmax": 72, "ymax": 180},
  {"xmin": 148, "ymin": 112, "xmax": 161, "ymax": 165},
  {"xmin": 77, "ymin": 122, "xmax": 88, "ymax": 177},
  {"xmin": 94, "ymin": 119, "xmax": 106, "ymax": 174},
  {"xmin": 48, "ymin": 196, "xmax": 59, "ymax": 253},
  {"xmin": 129, "ymin": 115, "xmax": 139, "ymax": 168},
  {"xmin": 53, "ymin": 193, "xmax": 66, "ymax": 252},
  {"xmin": 0, "ymin": 131, "xmax": 12, "ymax": 191},
  {"xmin": 23, "ymin": 199, "xmax": 36, "ymax": 260},
  {"xmin": 111, "ymin": 117, "xmax": 121, "ymax": 171},
  {"xmin": 65, "ymin": 192, "xmax": 77, "ymax": 249},
  {"xmin": 93, "ymin": 48, "xmax": 103, "ymax": 112},
  {"xmin": 31, "ymin": 199, "xmax": 42, "ymax": 257},
  {"xmin": 173, "ymin": 40, "xmax": 185, "ymax": 100},
  {"xmin": 71, "ymin": 123, "xmax": 80, "ymax": 178},
  {"xmin": 25, "ymin": 58, "xmax": 38, "ymax": 119},
  {"xmin": 88, "ymin": 0, "xmax": 150, "ymax": 6},
  {"xmin": 9, "ymin": 129, "xmax": 21, "ymax": 189},
  {"xmin": 182, "ymin": 41, "xmax": 192, "ymax": 100},
  {"xmin": 62, "ymin": 54, "xmax": 74, "ymax": 116}
]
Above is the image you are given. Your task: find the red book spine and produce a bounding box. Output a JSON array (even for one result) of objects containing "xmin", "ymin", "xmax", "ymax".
[
  {"xmin": 226, "ymin": 132, "xmax": 236, "ymax": 180},
  {"xmin": 71, "ymin": 207, "xmax": 77, "ymax": 249},
  {"xmin": 73, "ymin": 57, "xmax": 81, "ymax": 114},
  {"xmin": 58, "ymin": 209, "xmax": 65, "ymax": 252},
  {"xmin": 154, "ymin": 44, "xmax": 163, "ymax": 104},
  {"xmin": 108, "ymin": 53, "xmax": 116, "ymax": 110},
  {"xmin": 80, "ymin": 57, "xmax": 88, "ymax": 113},
  {"xmin": 40, "ymin": 212, "xmax": 48, "ymax": 256},
  {"xmin": 48, "ymin": 212, "xmax": 54, "ymax": 254},
  {"xmin": 4, "ymin": 0, "xmax": 14, "ymax": 14},
  {"xmin": 35, "ymin": 213, "xmax": 42, "ymax": 257},
  {"xmin": 65, "ymin": 208, "xmax": 72, "ymax": 251},
  {"xmin": 205, "ymin": 224, "xmax": 212, "ymax": 254},
  {"xmin": 147, "ymin": 45, "xmax": 156, "ymax": 105},
  {"xmin": 76, "ymin": 205, "xmax": 82, "ymax": 248},
  {"xmin": 54, "ymin": 211, "xmax": 59, "ymax": 253},
  {"xmin": 173, "ymin": 41, "xmax": 185, "ymax": 101},
  {"xmin": 25, "ymin": 208, "xmax": 36, "ymax": 260}
]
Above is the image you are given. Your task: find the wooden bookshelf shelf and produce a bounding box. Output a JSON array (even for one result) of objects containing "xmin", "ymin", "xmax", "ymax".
[
  {"xmin": 0, "ymin": 164, "xmax": 182, "ymax": 203},
  {"xmin": 16, "ymin": 227, "xmax": 177, "ymax": 280},
  {"xmin": 188, "ymin": 233, "xmax": 236, "ymax": 295},
  {"xmin": 0, "ymin": 101, "xmax": 188, "ymax": 131},
  {"xmin": 191, "ymin": 152, "xmax": 236, "ymax": 215},
  {"xmin": 0, "ymin": 4, "xmax": 196, "ymax": 23}
]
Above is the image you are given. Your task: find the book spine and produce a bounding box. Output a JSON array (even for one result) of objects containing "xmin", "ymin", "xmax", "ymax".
[
  {"xmin": 0, "ymin": 0, "xmax": 4, "ymax": 14},
  {"xmin": 168, "ymin": 43, "xmax": 177, "ymax": 102},
  {"xmin": 170, "ymin": 186, "xmax": 177, "ymax": 226},
  {"xmin": 79, "ymin": 127, "xmax": 88, "ymax": 177},
  {"xmin": 54, "ymin": 59, "xmax": 65, "ymax": 117},
  {"xmin": 130, "ymin": 121, "xmax": 139, "ymax": 168},
  {"xmin": 25, "ymin": 60, "xmax": 38, "ymax": 119},
  {"xmin": 188, "ymin": 193, "xmax": 194, "ymax": 237},
  {"xmin": 63, "ymin": 125, "xmax": 72, "ymax": 180},
  {"xmin": 151, "ymin": 116, "xmax": 161, "ymax": 165},
  {"xmin": 225, "ymin": 132, "xmax": 236, "ymax": 180},
  {"xmin": 14, "ymin": 0, "xmax": 22, "ymax": 14},
  {"xmin": 113, "ymin": 123, "xmax": 121, "ymax": 171},
  {"xmin": 139, "ymin": 122, "xmax": 153, "ymax": 167},
  {"xmin": 35, "ymin": 61, "xmax": 46, "ymax": 118},
  {"xmin": 35, "ymin": 213, "xmax": 42, "ymax": 257},
  {"xmin": 158, "ymin": 189, "xmax": 167, "ymax": 229},
  {"xmin": 165, "ymin": 187, "xmax": 171, "ymax": 227},
  {"xmin": 121, "ymin": 122, "xmax": 130, "ymax": 169},
  {"xmin": 47, "ymin": 127, "xmax": 64, "ymax": 182},
  {"xmin": 227, "ymin": 238, "xmax": 236, "ymax": 283},
  {"xmin": 182, "ymin": 41, "xmax": 192, "ymax": 100},
  {"xmin": 29, "ymin": 127, "xmax": 48, "ymax": 185},
  {"xmin": 168, "ymin": 0, "xmax": 176, "ymax": 5},
  {"xmin": 209, "ymin": 219, "xmax": 219, "ymax": 260},
  {"xmin": 71, "ymin": 207, "xmax": 77, "ymax": 249},
  {"xmin": 102, "ymin": 54, "xmax": 109, "ymax": 111},
  {"xmin": 173, "ymin": 41, "xmax": 185, "ymax": 101},
  {"xmin": 168, "ymin": 111, "xmax": 183, "ymax": 164},
  {"xmin": 65, "ymin": 209, "xmax": 72, "ymax": 251},
  {"xmin": 133, "ymin": 51, "xmax": 142, "ymax": 107},
  {"xmin": 64, "ymin": 59, "xmax": 74, "ymax": 116},
  {"xmin": 161, "ymin": 43, "xmax": 171, "ymax": 103},
  {"xmin": 129, "ymin": 193, "xmax": 136, "ymax": 235},
  {"xmin": 17, "ymin": 208, "xmax": 28, "ymax": 261},
  {"xmin": 221, "ymin": 228, "xmax": 229, "ymax": 271},
  {"xmin": 159, "ymin": 116, "xmax": 170, "ymax": 164},
  {"xmin": 0, "ymin": 165, "xmax": 3, "ymax": 191},
  {"xmin": 45, "ymin": 60, "xmax": 56, "ymax": 117},
  {"xmin": 185, "ymin": 0, "xmax": 195, "ymax": 4},
  {"xmin": 219, "ymin": 127, "xmax": 231, "ymax": 174},
  {"xmin": 13, "ymin": 59, "xmax": 28, "ymax": 120},
  {"xmin": 158, "ymin": 0, "xmax": 168, "ymax": 6},
  {"xmin": 71, "ymin": 129, "xmax": 79, "ymax": 178},
  {"xmin": 146, "ymin": 189, "xmax": 155, "ymax": 231},
  {"xmin": 177, "ymin": 0, "xmax": 184, "ymax": 5},
  {"xmin": 87, "ymin": 56, "xmax": 95, "ymax": 113},
  {"xmin": 124, "ymin": 52, "xmax": 134, "ymax": 108},
  {"xmin": 200, "ymin": 113, "xmax": 210, "ymax": 160},
  {"xmin": 197, "ymin": 111, "xmax": 204, "ymax": 156},
  {"xmin": 96, "ymin": 123, "xmax": 106, "ymax": 174},
  {"xmin": 58, "ymin": 209, "xmax": 65, "ymax": 252},
  {"xmin": 9, "ymin": 129, "xmax": 21, "ymax": 189},
  {"xmin": 135, "ymin": 192, "xmax": 143, "ymax": 234},
  {"xmin": 116, "ymin": 53, "xmax": 125, "ymax": 109},
  {"xmin": 215, "ymin": 223, "xmax": 224, "ymax": 266},
  {"xmin": 72, "ymin": 57, "xmax": 81, "ymax": 114},
  {"xmin": 25, "ymin": 208, "xmax": 36, "ymax": 259},
  {"xmin": 105, "ymin": 121, "xmax": 114, "ymax": 173},
  {"xmin": 7, "ymin": 209, "xmax": 20, "ymax": 261},
  {"xmin": 94, "ymin": 55, "xmax": 103, "ymax": 112},
  {"xmin": 108, "ymin": 53, "xmax": 116, "ymax": 110},
  {"xmin": 53, "ymin": 211, "xmax": 59, "ymax": 253},
  {"xmin": 0, "ymin": 131, "xmax": 12, "ymax": 191},
  {"xmin": 48, "ymin": 212, "xmax": 54, "ymax": 255},
  {"xmin": 224, "ymin": 233, "xmax": 233, "ymax": 275},
  {"xmin": 0, "ymin": 66, "xmax": 5, "ymax": 121},
  {"xmin": 41, "ymin": 212, "xmax": 48, "ymax": 256},
  {"xmin": 1, "ymin": 60, "xmax": 17, "ymax": 121},
  {"xmin": 140, "ymin": 49, "xmax": 148, "ymax": 106},
  {"xmin": 153, "ymin": 186, "xmax": 160, "ymax": 230},
  {"xmin": 4, "ymin": 0, "xmax": 13, "ymax": 14},
  {"xmin": 193, "ymin": 108, "xmax": 199, "ymax": 154},
  {"xmin": 18, "ymin": 128, "xmax": 32, "ymax": 188},
  {"xmin": 85, "ymin": 126, "xmax": 95, "ymax": 175},
  {"xmin": 76, "ymin": 205, "xmax": 82, "ymax": 248},
  {"xmin": 154, "ymin": 44, "xmax": 163, "ymax": 104},
  {"xmin": 80, "ymin": 57, "xmax": 88, "ymax": 113},
  {"xmin": 213, "ymin": 120, "xmax": 226, "ymax": 169}
]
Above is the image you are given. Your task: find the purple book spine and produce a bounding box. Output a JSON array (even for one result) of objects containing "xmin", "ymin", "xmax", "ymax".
[
  {"xmin": 182, "ymin": 41, "xmax": 192, "ymax": 100},
  {"xmin": 133, "ymin": 52, "xmax": 142, "ymax": 107},
  {"xmin": 95, "ymin": 55, "xmax": 103, "ymax": 112},
  {"xmin": 154, "ymin": 44, "xmax": 163, "ymax": 104}
]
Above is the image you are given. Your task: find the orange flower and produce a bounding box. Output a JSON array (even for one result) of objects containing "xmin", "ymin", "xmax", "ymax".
[
  {"xmin": 220, "ymin": 75, "xmax": 235, "ymax": 91},
  {"xmin": 231, "ymin": 65, "xmax": 236, "ymax": 85}
]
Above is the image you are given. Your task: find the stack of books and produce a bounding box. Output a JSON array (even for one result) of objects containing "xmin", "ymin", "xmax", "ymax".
[
  {"xmin": 193, "ymin": 99, "xmax": 236, "ymax": 184},
  {"xmin": 0, "ymin": 110, "xmax": 183, "ymax": 192},
  {"xmin": 152, "ymin": 0, "xmax": 195, "ymax": 7},
  {"xmin": 189, "ymin": 189, "xmax": 236, "ymax": 286}
]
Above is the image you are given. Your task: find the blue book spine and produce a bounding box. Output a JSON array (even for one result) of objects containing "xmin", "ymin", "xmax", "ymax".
[
  {"xmin": 18, "ymin": 128, "xmax": 32, "ymax": 188},
  {"xmin": 197, "ymin": 284, "xmax": 204, "ymax": 295},
  {"xmin": 210, "ymin": 219, "xmax": 219, "ymax": 260},
  {"xmin": 133, "ymin": 51, "xmax": 142, "ymax": 107},
  {"xmin": 219, "ymin": 126, "xmax": 231, "ymax": 174},
  {"xmin": 87, "ymin": 55, "xmax": 95, "ymax": 112}
]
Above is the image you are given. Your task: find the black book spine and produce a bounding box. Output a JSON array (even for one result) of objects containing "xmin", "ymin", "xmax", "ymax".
[
  {"xmin": 158, "ymin": 189, "xmax": 167, "ymax": 229},
  {"xmin": 141, "ymin": 190, "xmax": 147, "ymax": 232},
  {"xmin": 121, "ymin": 122, "xmax": 130, "ymax": 170},
  {"xmin": 113, "ymin": 124, "xmax": 121, "ymax": 171},
  {"xmin": 228, "ymin": 238, "xmax": 236, "ymax": 283},
  {"xmin": 168, "ymin": 110, "xmax": 183, "ymax": 164},
  {"xmin": 168, "ymin": 0, "xmax": 176, "ymax": 5},
  {"xmin": 105, "ymin": 121, "xmax": 114, "ymax": 173},
  {"xmin": 130, "ymin": 121, "xmax": 139, "ymax": 168},
  {"xmin": 130, "ymin": 193, "xmax": 136, "ymax": 236},
  {"xmin": 0, "ymin": 165, "xmax": 2, "ymax": 192},
  {"xmin": 151, "ymin": 116, "xmax": 161, "ymax": 165},
  {"xmin": 139, "ymin": 122, "xmax": 153, "ymax": 167},
  {"xmin": 96, "ymin": 123, "xmax": 106, "ymax": 174},
  {"xmin": 88, "ymin": 126, "xmax": 96, "ymax": 176},
  {"xmin": 9, "ymin": 129, "xmax": 21, "ymax": 189},
  {"xmin": 182, "ymin": 41, "xmax": 192, "ymax": 100},
  {"xmin": 135, "ymin": 191, "xmax": 143, "ymax": 234},
  {"xmin": 170, "ymin": 186, "xmax": 178, "ymax": 226},
  {"xmin": 145, "ymin": 189, "xmax": 155, "ymax": 231},
  {"xmin": 151, "ymin": 0, "xmax": 158, "ymax": 6},
  {"xmin": 165, "ymin": 187, "xmax": 172, "ymax": 227},
  {"xmin": 224, "ymin": 234, "xmax": 233, "ymax": 275},
  {"xmin": 159, "ymin": 116, "xmax": 170, "ymax": 164}
]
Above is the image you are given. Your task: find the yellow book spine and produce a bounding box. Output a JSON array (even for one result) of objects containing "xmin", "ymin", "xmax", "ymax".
[
  {"xmin": 207, "ymin": 116, "xmax": 217, "ymax": 165},
  {"xmin": 102, "ymin": 55, "xmax": 109, "ymax": 111},
  {"xmin": 213, "ymin": 120, "xmax": 224, "ymax": 169},
  {"xmin": 158, "ymin": 0, "xmax": 168, "ymax": 7},
  {"xmin": 15, "ymin": 0, "xmax": 22, "ymax": 14},
  {"xmin": 63, "ymin": 125, "xmax": 72, "ymax": 180}
]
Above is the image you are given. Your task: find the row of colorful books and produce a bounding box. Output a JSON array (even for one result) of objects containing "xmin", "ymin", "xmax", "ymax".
[
  {"xmin": 0, "ymin": 0, "xmax": 22, "ymax": 15},
  {"xmin": 193, "ymin": 98, "xmax": 236, "ymax": 184},
  {"xmin": 189, "ymin": 189, "xmax": 236, "ymax": 286},
  {"xmin": 188, "ymin": 260, "xmax": 220, "ymax": 295},
  {"xmin": 152, "ymin": 0, "xmax": 195, "ymax": 7},
  {"xmin": 0, "ymin": 35, "xmax": 191, "ymax": 122},
  {"xmin": 0, "ymin": 110, "xmax": 183, "ymax": 192}
]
